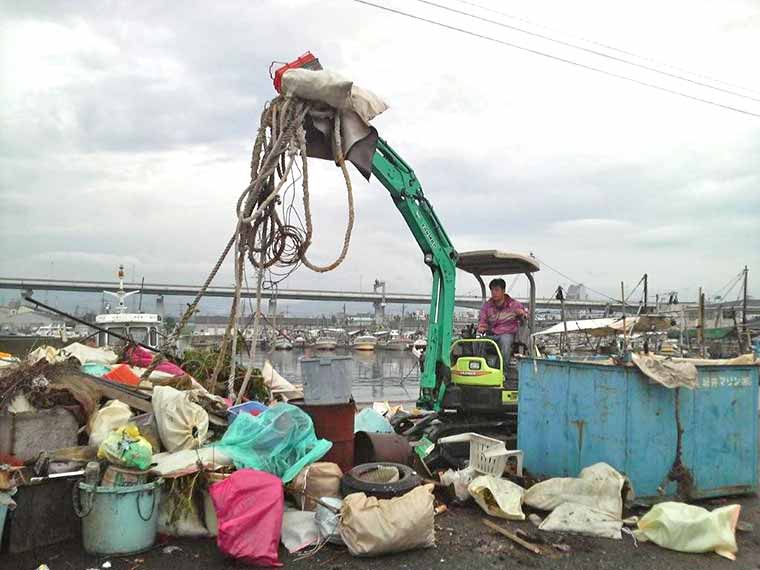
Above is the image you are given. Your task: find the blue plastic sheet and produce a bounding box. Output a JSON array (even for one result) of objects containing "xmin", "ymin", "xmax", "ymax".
[
  {"xmin": 216, "ymin": 403, "xmax": 331, "ymax": 483},
  {"xmin": 354, "ymin": 408, "xmax": 393, "ymax": 434},
  {"xmin": 81, "ymin": 363, "xmax": 112, "ymax": 377}
]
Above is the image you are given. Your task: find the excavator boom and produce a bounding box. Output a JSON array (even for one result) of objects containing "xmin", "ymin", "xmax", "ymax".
[{"xmin": 370, "ymin": 138, "xmax": 458, "ymax": 409}]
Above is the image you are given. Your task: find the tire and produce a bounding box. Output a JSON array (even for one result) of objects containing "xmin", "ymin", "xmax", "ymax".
[{"xmin": 341, "ymin": 462, "xmax": 422, "ymax": 499}]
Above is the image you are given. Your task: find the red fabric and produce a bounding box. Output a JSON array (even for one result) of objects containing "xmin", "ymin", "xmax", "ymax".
[
  {"xmin": 104, "ymin": 364, "xmax": 140, "ymax": 386},
  {"xmin": 210, "ymin": 469, "xmax": 284, "ymax": 567},
  {"xmin": 126, "ymin": 345, "xmax": 185, "ymax": 377}
]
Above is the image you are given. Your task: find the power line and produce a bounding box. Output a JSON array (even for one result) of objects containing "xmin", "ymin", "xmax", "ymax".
[
  {"xmin": 531, "ymin": 255, "xmax": 619, "ymax": 303},
  {"xmin": 415, "ymin": 0, "xmax": 760, "ymax": 104},
  {"xmin": 349, "ymin": 0, "xmax": 760, "ymax": 118},
  {"xmin": 450, "ymin": 0, "xmax": 760, "ymax": 98}
]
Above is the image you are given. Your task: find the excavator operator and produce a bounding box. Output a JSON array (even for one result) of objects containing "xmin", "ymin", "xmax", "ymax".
[{"xmin": 477, "ymin": 278, "xmax": 528, "ymax": 364}]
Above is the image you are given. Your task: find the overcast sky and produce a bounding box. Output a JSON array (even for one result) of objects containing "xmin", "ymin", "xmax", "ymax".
[{"xmin": 1, "ymin": 0, "xmax": 758, "ymax": 315}]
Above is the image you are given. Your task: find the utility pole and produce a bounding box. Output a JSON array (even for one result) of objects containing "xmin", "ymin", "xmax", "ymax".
[
  {"xmin": 556, "ymin": 286, "xmax": 567, "ymax": 356},
  {"xmin": 698, "ymin": 287, "xmax": 706, "ymax": 358},
  {"xmin": 742, "ymin": 266, "xmax": 749, "ymax": 352},
  {"xmin": 742, "ymin": 266, "xmax": 748, "ymax": 326},
  {"xmin": 621, "ymin": 281, "xmax": 627, "ymax": 353},
  {"xmin": 643, "ymin": 273, "xmax": 648, "ymax": 314}
]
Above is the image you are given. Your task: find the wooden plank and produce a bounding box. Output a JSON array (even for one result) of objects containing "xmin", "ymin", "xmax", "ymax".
[{"xmin": 482, "ymin": 518, "xmax": 543, "ymax": 555}]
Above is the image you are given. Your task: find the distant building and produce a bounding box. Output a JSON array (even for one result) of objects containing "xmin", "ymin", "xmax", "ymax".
[
  {"xmin": 0, "ymin": 304, "xmax": 55, "ymax": 334},
  {"xmin": 566, "ymin": 284, "xmax": 588, "ymax": 301}
]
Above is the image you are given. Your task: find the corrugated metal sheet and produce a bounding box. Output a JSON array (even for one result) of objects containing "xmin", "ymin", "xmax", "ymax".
[{"xmin": 517, "ymin": 359, "xmax": 758, "ymax": 502}]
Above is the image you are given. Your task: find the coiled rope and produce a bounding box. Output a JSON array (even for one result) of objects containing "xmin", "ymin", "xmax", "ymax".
[{"xmin": 142, "ymin": 96, "xmax": 356, "ymax": 401}]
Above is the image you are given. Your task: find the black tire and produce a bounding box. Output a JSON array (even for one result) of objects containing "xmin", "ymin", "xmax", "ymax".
[{"xmin": 341, "ymin": 462, "xmax": 422, "ymax": 499}]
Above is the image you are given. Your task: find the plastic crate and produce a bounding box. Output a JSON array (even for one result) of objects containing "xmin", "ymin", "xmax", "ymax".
[
  {"xmin": 438, "ymin": 432, "xmax": 523, "ymax": 477},
  {"xmin": 228, "ymin": 401, "xmax": 268, "ymax": 422}
]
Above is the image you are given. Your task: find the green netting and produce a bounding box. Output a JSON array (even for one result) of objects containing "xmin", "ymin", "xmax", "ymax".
[{"xmin": 216, "ymin": 402, "xmax": 332, "ymax": 483}]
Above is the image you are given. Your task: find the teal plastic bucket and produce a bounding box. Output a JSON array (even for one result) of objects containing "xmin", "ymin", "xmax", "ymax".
[{"xmin": 75, "ymin": 479, "xmax": 163, "ymax": 555}]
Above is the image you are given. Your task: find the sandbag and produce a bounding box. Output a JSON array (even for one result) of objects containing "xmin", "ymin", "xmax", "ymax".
[
  {"xmin": 634, "ymin": 502, "xmax": 741, "ymax": 560},
  {"xmin": 88, "ymin": 400, "xmax": 133, "ymax": 447},
  {"xmin": 216, "ymin": 403, "xmax": 331, "ymax": 483},
  {"xmin": 468, "ymin": 475, "xmax": 525, "ymax": 520},
  {"xmin": 281, "ymin": 510, "xmax": 319, "ymax": 554},
  {"xmin": 524, "ymin": 462, "xmax": 628, "ymax": 518},
  {"xmin": 339, "ymin": 484, "xmax": 435, "ymax": 557},
  {"xmin": 152, "ymin": 385, "xmax": 209, "ymax": 452},
  {"xmin": 210, "ymin": 469, "xmax": 284, "ymax": 567},
  {"xmin": 539, "ymin": 502, "xmax": 623, "ymax": 539},
  {"xmin": 96, "ymin": 425, "xmax": 153, "ymax": 470},
  {"xmin": 289, "ymin": 462, "xmax": 342, "ymax": 511}
]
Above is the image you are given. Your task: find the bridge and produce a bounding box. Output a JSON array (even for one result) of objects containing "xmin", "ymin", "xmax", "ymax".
[{"xmin": 1, "ymin": 276, "xmax": 758, "ymax": 315}]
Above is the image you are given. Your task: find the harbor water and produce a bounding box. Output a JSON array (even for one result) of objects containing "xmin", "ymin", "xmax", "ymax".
[{"xmin": 247, "ymin": 348, "xmax": 421, "ymax": 405}]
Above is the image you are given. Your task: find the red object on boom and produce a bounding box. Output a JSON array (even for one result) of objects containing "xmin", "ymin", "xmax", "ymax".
[{"xmin": 272, "ymin": 51, "xmax": 321, "ymax": 93}]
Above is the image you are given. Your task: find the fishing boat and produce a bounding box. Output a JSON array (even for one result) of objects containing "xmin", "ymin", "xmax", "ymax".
[
  {"xmin": 382, "ymin": 330, "xmax": 409, "ymax": 351},
  {"xmin": 353, "ymin": 334, "xmax": 378, "ymax": 351},
  {"xmin": 32, "ymin": 323, "xmax": 79, "ymax": 340},
  {"xmin": 293, "ymin": 335, "xmax": 307, "ymax": 349},
  {"xmin": 96, "ymin": 266, "xmax": 162, "ymax": 350},
  {"xmin": 313, "ymin": 329, "xmax": 338, "ymax": 351},
  {"xmin": 274, "ymin": 335, "xmax": 294, "ymax": 350}
]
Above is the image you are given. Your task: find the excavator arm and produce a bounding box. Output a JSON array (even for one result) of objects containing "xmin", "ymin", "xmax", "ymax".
[{"xmin": 370, "ymin": 138, "xmax": 458, "ymax": 410}]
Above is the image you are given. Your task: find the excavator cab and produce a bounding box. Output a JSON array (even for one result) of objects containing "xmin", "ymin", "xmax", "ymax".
[{"xmin": 442, "ymin": 250, "xmax": 539, "ymax": 413}]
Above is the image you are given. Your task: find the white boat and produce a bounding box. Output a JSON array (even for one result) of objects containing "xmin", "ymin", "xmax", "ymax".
[
  {"xmin": 95, "ymin": 266, "xmax": 162, "ymax": 350},
  {"xmin": 33, "ymin": 323, "xmax": 79, "ymax": 340},
  {"xmin": 293, "ymin": 336, "xmax": 306, "ymax": 349},
  {"xmin": 274, "ymin": 336, "xmax": 293, "ymax": 350},
  {"xmin": 313, "ymin": 336, "xmax": 338, "ymax": 350},
  {"xmin": 382, "ymin": 330, "xmax": 409, "ymax": 351},
  {"xmin": 353, "ymin": 334, "xmax": 378, "ymax": 351}
]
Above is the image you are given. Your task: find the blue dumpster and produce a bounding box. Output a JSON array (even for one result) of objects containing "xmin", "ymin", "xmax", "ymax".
[{"xmin": 518, "ymin": 358, "xmax": 758, "ymax": 502}]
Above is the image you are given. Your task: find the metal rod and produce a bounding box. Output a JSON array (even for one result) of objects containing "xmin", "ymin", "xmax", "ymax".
[{"xmin": 138, "ymin": 276, "xmax": 145, "ymax": 312}]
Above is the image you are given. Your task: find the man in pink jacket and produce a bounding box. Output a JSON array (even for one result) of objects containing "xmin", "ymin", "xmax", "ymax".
[{"xmin": 477, "ymin": 278, "xmax": 528, "ymax": 364}]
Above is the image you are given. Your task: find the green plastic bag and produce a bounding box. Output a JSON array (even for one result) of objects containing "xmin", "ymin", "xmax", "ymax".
[
  {"xmin": 216, "ymin": 403, "xmax": 332, "ymax": 483},
  {"xmin": 97, "ymin": 425, "xmax": 153, "ymax": 470}
]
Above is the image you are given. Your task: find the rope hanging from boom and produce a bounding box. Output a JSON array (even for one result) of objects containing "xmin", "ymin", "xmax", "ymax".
[{"xmin": 141, "ymin": 94, "xmax": 356, "ymax": 399}]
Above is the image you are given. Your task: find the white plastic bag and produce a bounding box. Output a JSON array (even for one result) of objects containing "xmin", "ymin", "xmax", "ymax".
[
  {"xmin": 316, "ymin": 497, "xmax": 344, "ymax": 545},
  {"xmin": 524, "ymin": 462, "xmax": 628, "ymax": 518},
  {"xmin": 468, "ymin": 475, "xmax": 525, "ymax": 520},
  {"xmin": 634, "ymin": 502, "xmax": 741, "ymax": 560},
  {"xmin": 152, "ymin": 386, "xmax": 209, "ymax": 452},
  {"xmin": 440, "ymin": 467, "xmax": 475, "ymax": 502},
  {"xmin": 281, "ymin": 510, "xmax": 320, "ymax": 553},
  {"xmin": 88, "ymin": 400, "xmax": 133, "ymax": 447},
  {"xmin": 539, "ymin": 502, "xmax": 623, "ymax": 539}
]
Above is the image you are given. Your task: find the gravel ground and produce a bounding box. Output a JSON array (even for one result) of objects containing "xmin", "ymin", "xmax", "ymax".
[{"xmin": 4, "ymin": 492, "xmax": 759, "ymax": 570}]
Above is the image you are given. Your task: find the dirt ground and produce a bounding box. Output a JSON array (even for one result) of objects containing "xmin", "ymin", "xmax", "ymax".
[{"xmin": 4, "ymin": 491, "xmax": 759, "ymax": 570}]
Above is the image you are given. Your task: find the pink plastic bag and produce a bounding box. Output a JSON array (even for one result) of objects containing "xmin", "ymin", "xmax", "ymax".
[
  {"xmin": 126, "ymin": 345, "xmax": 186, "ymax": 377},
  {"xmin": 210, "ymin": 469, "xmax": 284, "ymax": 566}
]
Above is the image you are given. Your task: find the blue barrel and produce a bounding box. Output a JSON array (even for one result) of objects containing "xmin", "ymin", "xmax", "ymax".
[{"xmin": 76, "ymin": 479, "xmax": 163, "ymax": 555}]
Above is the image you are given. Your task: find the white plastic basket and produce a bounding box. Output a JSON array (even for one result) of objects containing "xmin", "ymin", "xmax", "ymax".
[{"xmin": 437, "ymin": 432, "xmax": 523, "ymax": 477}]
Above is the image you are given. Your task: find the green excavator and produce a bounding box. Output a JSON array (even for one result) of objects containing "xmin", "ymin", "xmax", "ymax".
[
  {"xmin": 275, "ymin": 53, "xmax": 540, "ymax": 425},
  {"xmin": 372, "ymin": 140, "xmax": 540, "ymax": 417}
]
